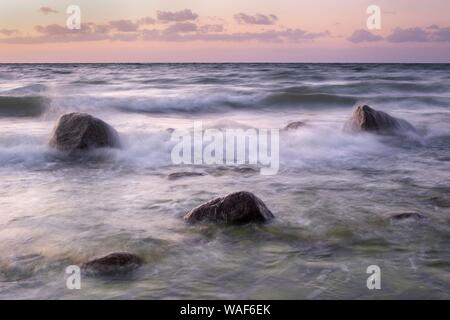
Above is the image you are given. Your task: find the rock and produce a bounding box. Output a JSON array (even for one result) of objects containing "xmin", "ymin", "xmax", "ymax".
[
  {"xmin": 184, "ymin": 191, "xmax": 274, "ymax": 225},
  {"xmin": 284, "ymin": 121, "xmax": 306, "ymax": 131},
  {"xmin": 386, "ymin": 212, "xmax": 424, "ymax": 221},
  {"xmin": 49, "ymin": 112, "xmax": 121, "ymax": 152},
  {"xmin": 81, "ymin": 252, "xmax": 143, "ymax": 276},
  {"xmin": 166, "ymin": 128, "xmax": 175, "ymax": 134},
  {"xmin": 168, "ymin": 172, "xmax": 205, "ymax": 180},
  {"xmin": 343, "ymin": 105, "xmax": 416, "ymax": 135},
  {"xmin": 232, "ymin": 166, "xmax": 259, "ymax": 174}
]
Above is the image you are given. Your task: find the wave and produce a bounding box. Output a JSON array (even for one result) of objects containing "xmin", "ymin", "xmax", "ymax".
[
  {"xmin": 4, "ymin": 84, "xmax": 48, "ymax": 95},
  {"xmin": 0, "ymin": 96, "xmax": 49, "ymax": 117},
  {"xmin": 2, "ymin": 117, "xmax": 447, "ymax": 174},
  {"xmin": 70, "ymin": 79, "xmax": 110, "ymax": 85},
  {"xmin": 42, "ymin": 92, "xmax": 449, "ymax": 116},
  {"xmin": 261, "ymin": 92, "xmax": 357, "ymax": 107}
]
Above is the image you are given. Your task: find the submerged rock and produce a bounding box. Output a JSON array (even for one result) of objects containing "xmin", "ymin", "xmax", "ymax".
[
  {"xmin": 343, "ymin": 105, "xmax": 416, "ymax": 135},
  {"xmin": 184, "ymin": 191, "xmax": 274, "ymax": 225},
  {"xmin": 81, "ymin": 252, "xmax": 143, "ymax": 276},
  {"xmin": 49, "ymin": 112, "xmax": 121, "ymax": 152},
  {"xmin": 386, "ymin": 212, "xmax": 424, "ymax": 221},
  {"xmin": 168, "ymin": 172, "xmax": 205, "ymax": 180},
  {"xmin": 284, "ymin": 121, "xmax": 307, "ymax": 131}
]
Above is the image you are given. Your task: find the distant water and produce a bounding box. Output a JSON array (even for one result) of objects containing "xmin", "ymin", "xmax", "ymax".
[{"xmin": 0, "ymin": 64, "xmax": 449, "ymax": 299}]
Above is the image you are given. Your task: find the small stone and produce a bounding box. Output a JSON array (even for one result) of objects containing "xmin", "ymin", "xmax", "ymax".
[{"xmin": 81, "ymin": 252, "xmax": 143, "ymax": 276}]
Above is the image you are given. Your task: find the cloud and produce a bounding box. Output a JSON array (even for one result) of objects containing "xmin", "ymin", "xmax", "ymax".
[
  {"xmin": 35, "ymin": 24, "xmax": 70, "ymax": 36},
  {"xmin": 234, "ymin": 13, "xmax": 278, "ymax": 25},
  {"xmin": 163, "ymin": 22, "xmax": 198, "ymax": 35},
  {"xmin": 110, "ymin": 32, "xmax": 140, "ymax": 42},
  {"xmin": 92, "ymin": 24, "xmax": 112, "ymax": 34},
  {"xmin": 199, "ymin": 24, "xmax": 224, "ymax": 33},
  {"xmin": 431, "ymin": 27, "xmax": 450, "ymax": 42},
  {"xmin": 0, "ymin": 29, "xmax": 18, "ymax": 36},
  {"xmin": 157, "ymin": 9, "xmax": 198, "ymax": 23},
  {"xmin": 39, "ymin": 7, "xmax": 58, "ymax": 15},
  {"xmin": 386, "ymin": 27, "xmax": 429, "ymax": 43},
  {"xmin": 142, "ymin": 27, "xmax": 329, "ymax": 43},
  {"xmin": 0, "ymin": 12, "xmax": 330, "ymax": 44},
  {"xmin": 347, "ymin": 26, "xmax": 450, "ymax": 44},
  {"xmin": 138, "ymin": 17, "xmax": 156, "ymax": 25},
  {"xmin": 347, "ymin": 29, "xmax": 383, "ymax": 43},
  {"xmin": 10, "ymin": 23, "xmax": 111, "ymax": 43},
  {"xmin": 109, "ymin": 20, "xmax": 139, "ymax": 32}
]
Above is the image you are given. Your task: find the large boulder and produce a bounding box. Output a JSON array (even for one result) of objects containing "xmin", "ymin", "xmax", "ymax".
[
  {"xmin": 184, "ymin": 191, "xmax": 274, "ymax": 225},
  {"xmin": 343, "ymin": 105, "xmax": 416, "ymax": 135},
  {"xmin": 81, "ymin": 252, "xmax": 143, "ymax": 276},
  {"xmin": 49, "ymin": 112, "xmax": 121, "ymax": 152}
]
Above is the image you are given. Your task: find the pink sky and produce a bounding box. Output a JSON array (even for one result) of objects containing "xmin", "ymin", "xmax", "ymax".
[{"xmin": 1, "ymin": 0, "xmax": 449, "ymax": 62}]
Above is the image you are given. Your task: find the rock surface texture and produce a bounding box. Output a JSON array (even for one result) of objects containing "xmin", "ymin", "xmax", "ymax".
[
  {"xmin": 184, "ymin": 191, "xmax": 274, "ymax": 225},
  {"xmin": 344, "ymin": 105, "xmax": 416, "ymax": 135},
  {"xmin": 81, "ymin": 252, "xmax": 143, "ymax": 276}
]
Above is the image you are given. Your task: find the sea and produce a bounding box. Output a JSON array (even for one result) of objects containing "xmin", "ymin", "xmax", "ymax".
[{"xmin": 0, "ymin": 63, "xmax": 449, "ymax": 299}]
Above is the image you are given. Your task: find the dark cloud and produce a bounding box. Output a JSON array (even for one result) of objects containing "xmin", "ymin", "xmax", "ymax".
[
  {"xmin": 386, "ymin": 27, "xmax": 429, "ymax": 43},
  {"xmin": 39, "ymin": 7, "xmax": 58, "ymax": 15},
  {"xmin": 109, "ymin": 20, "xmax": 139, "ymax": 32},
  {"xmin": 347, "ymin": 29, "xmax": 383, "ymax": 43},
  {"xmin": 234, "ymin": 13, "xmax": 278, "ymax": 25},
  {"xmin": 157, "ymin": 9, "xmax": 198, "ymax": 23}
]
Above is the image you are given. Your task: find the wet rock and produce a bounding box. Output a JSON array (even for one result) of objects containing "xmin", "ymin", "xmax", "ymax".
[
  {"xmin": 207, "ymin": 166, "xmax": 258, "ymax": 176},
  {"xmin": 343, "ymin": 105, "xmax": 416, "ymax": 135},
  {"xmin": 386, "ymin": 212, "xmax": 424, "ymax": 221},
  {"xmin": 168, "ymin": 172, "xmax": 205, "ymax": 180},
  {"xmin": 166, "ymin": 128, "xmax": 175, "ymax": 134},
  {"xmin": 232, "ymin": 166, "xmax": 259, "ymax": 174},
  {"xmin": 184, "ymin": 191, "xmax": 274, "ymax": 225},
  {"xmin": 284, "ymin": 121, "xmax": 307, "ymax": 131},
  {"xmin": 49, "ymin": 112, "xmax": 121, "ymax": 152},
  {"xmin": 81, "ymin": 252, "xmax": 143, "ymax": 276}
]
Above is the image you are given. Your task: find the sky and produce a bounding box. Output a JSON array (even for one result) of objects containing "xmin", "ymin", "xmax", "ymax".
[{"xmin": 0, "ymin": 0, "xmax": 450, "ymax": 62}]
